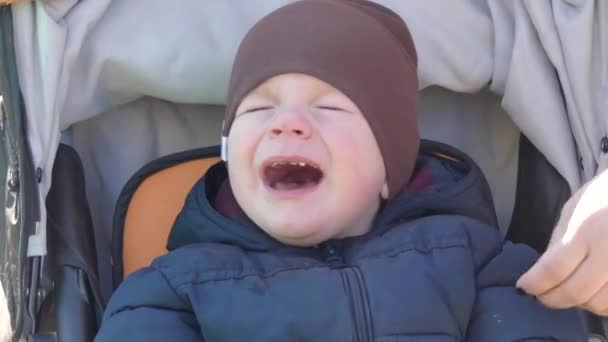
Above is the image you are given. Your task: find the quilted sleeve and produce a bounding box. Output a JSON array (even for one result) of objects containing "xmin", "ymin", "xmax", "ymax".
[
  {"xmin": 464, "ymin": 224, "xmax": 588, "ymax": 341},
  {"xmin": 95, "ymin": 266, "xmax": 203, "ymax": 342}
]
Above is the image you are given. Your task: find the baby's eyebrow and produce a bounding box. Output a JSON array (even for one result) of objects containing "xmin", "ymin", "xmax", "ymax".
[
  {"xmin": 316, "ymin": 92, "xmax": 356, "ymax": 106},
  {"xmin": 242, "ymin": 91, "xmax": 273, "ymax": 103},
  {"xmin": 248, "ymin": 86, "xmax": 277, "ymax": 100}
]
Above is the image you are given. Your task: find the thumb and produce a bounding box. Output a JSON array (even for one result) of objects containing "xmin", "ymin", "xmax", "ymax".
[{"xmin": 517, "ymin": 233, "xmax": 587, "ymax": 296}]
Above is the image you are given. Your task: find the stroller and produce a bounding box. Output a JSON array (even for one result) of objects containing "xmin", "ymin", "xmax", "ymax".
[{"xmin": 0, "ymin": 1, "xmax": 606, "ymax": 341}]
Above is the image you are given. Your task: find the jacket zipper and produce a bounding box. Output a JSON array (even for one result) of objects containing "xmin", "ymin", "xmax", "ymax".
[{"xmin": 323, "ymin": 243, "xmax": 373, "ymax": 342}]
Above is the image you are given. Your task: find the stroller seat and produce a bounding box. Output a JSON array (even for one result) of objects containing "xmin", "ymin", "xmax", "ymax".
[{"xmin": 112, "ymin": 147, "xmax": 219, "ymax": 284}]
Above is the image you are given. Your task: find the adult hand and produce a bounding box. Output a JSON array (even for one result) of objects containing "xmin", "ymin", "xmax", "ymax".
[{"xmin": 517, "ymin": 170, "xmax": 608, "ymax": 315}]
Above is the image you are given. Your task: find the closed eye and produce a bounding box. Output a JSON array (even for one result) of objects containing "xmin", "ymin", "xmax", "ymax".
[
  {"xmin": 237, "ymin": 106, "xmax": 274, "ymax": 116},
  {"xmin": 316, "ymin": 105, "xmax": 347, "ymax": 112},
  {"xmin": 246, "ymin": 106, "xmax": 273, "ymax": 113}
]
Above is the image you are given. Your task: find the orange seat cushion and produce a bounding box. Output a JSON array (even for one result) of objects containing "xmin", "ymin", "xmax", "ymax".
[{"xmin": 122, "ymin": 157, "xmax": 220, "ymax": 278}]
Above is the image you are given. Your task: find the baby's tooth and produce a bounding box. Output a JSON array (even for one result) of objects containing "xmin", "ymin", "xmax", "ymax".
[
  {"xmin": 298, "ymin": 162, "xmax": 306, "ymax": 167},
  {"xmin": 272, "ymin": 162, "xmax": 279, "ymax": 167},
  {"xmin": 289, "ymin": 162, "xmax": 298, "ymax": 166}
]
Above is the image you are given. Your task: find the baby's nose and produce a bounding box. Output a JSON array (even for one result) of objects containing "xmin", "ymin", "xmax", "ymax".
[{"xmin": 269, "ymin": 112, "xmax": 312, "ymax": 139}]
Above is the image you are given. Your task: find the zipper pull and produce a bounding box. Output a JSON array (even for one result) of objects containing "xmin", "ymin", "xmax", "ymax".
[{"xmin": 323, "ymin": 241, "xmax": 345, "ymax": 267}]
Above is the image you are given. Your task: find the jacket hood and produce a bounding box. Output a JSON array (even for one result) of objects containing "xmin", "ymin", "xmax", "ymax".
[{"xmin": 167, "ymin": 140, "xmax": 498, "ymax": 251}]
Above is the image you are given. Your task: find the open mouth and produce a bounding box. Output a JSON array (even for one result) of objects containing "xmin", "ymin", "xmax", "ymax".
[{"xmin": 263, "ymin": 159, "xmax": 324, "ymax": 192}]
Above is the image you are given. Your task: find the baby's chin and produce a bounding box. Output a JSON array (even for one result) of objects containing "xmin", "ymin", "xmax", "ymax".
[{"xmin": 256, "ymin": 219, "xmax": 337, "ymax": 247}]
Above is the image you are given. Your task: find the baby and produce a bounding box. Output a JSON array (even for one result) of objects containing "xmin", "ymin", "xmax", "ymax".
[{"xmin": 96, "ymin": 1, "xmax": 587, "ymax": 341}]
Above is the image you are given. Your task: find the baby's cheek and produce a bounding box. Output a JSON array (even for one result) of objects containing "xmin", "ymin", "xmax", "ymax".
[
  {"xmin": 228, "ymin": 124, "xmax": 260, "ymax": 161},
  {"xmin": 326, "ymin": 129, "xmax": 361, "ymax": 154},
  {"xmin": 227, "ymin": 135, "xmax": 257, "ymax": 190}
]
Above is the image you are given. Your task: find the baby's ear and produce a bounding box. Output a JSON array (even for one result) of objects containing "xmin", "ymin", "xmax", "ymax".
[{"xmin": 380, "ymin": 182, "xmax": 389, "ymax": 200}]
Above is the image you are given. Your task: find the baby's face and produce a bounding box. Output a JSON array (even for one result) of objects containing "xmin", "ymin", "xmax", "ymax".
[{"xmin": 227, "ymin": 73, "xmax": 387, "ymax": 246}]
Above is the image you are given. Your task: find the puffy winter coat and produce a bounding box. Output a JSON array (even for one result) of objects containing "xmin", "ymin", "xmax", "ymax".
[{"xmin": 96, "ymin": 141, "xmax": 587, "ymax": 341}]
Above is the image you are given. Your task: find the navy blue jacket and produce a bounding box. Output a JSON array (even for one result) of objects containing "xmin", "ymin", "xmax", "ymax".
[{"xmin": 96, "ymin": 141, "xmax": 587, "ymax": 341}]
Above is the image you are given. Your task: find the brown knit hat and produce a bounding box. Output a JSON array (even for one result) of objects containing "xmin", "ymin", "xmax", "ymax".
[{"xmin": 223, "ymin": 0, "xmax": 419, "ymax": 200}]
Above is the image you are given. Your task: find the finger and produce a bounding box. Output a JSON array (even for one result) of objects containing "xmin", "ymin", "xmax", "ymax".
[
  {"xmin": 537, "ymin": 248, "xmax": 608, "ymax": 308},
  {"xmin": 583, "ymin": 280, "xmax": 608, "ymax": 316},
  {"xmin": 517, "ymin": 239, "xmax": 587, "ymax": 296}
]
